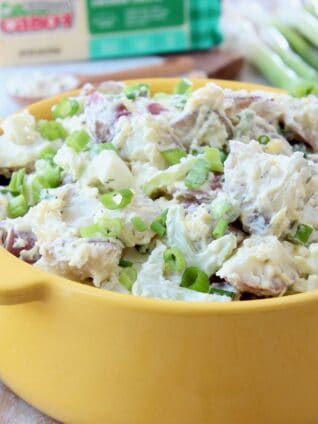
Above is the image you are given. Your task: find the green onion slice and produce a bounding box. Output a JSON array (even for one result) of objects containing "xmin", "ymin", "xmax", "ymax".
[
  {"xmin": 257, "ymin": 135, "xmax": 270, "ymax": 145},
  {"xmin": 212, "ymin": 219, "xmax": 229, "ymax": 239},
  {"xmin": 185, "ymin": 158, "xmax": 209, "ymax": 189},
  {"xmin": 118, "ymin": 266, "xmax": 137, "ymax": 291},
  {"xmin": 204, "ymin": 147, "xmax": 224, "ymax": 173},
  {"xmin": 161, "ymin": 148, "xmax": 186, "ymax": 166},
  {"xmin": 294, "ymin": 223, "xmax": 314, "ymax": 244},
  {"xmin": 180, "ymin": 267, "xmax": 210, "ymax": 293},
  {"xmin": 100, "ymin": 189, "xmax": 133, "ymax": 210},
  {"xmin": 8, "ymin": 169, "xmax": 25, "ymax": 195},
  {"xmin": 53, "ymin": 98, "xmax": 80, "ymax": 119},
  {"xmin": 80, "ymin": 217, "xmax": 122, "ymax": 239},
  {"xmin": 124, "ymin": 83, "xmax": 150, "ymax": 100},
  {"xmin": 7, "ymin": 194, "xmax": 28, "ymax": 218},
  {"xmin": 150, "ymin": 209, "xmax": 168, "ymax": 237},
  {"xmin": 119, "ymin": 258, "xmax": 133, "ymax": 268},
  {"xmin": 163, "ymin": 248, "xmax": 185, "ymax": 274},
  {"xmin": 39, "ymin": 145, "xmax": 58, "ymax": 160},
  {"xmin": 37, "ymin": 120, "xmax": 67, "ymax": 141},
  {"xmin": 90, "ymin": 142, "xmax": 117, "ymax": 156},
  {"xmin": 131, "ymin": 216, "xmax": 147, "ymax": 232},
  {"xmin": 66, "ymin": 130, "xmax": 90, "ymax": 153},
  {"xmin": 174, "ymin": 78, "xmax": 193, "ymax": 95},
  {"xmin": 209, "ymin": 287, "xmax": 235, "ymax": 298}
]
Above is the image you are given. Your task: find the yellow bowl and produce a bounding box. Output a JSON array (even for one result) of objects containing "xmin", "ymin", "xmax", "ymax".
[{"xmin": 1, "ymin": 79, "xmax": 317, "ymax": 424}]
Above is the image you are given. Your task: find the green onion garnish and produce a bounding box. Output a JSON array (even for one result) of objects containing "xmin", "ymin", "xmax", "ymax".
[
  {"xmin": 174, "ymin": 78, "xmax": 193, "ymax": 95},
  {"xmin": 52, "ymin": 98, "xmax": 80, "ymax": 119},
  {"xmin": 150, "ymin": 209, "xmax": 168, "ymax": 237},
  {"xmin": 80, "ymin": 217, "xmax": 122, "ymax": 239},
  {"xmin": 257, "ymin": 135, "xmax": 270, "ymax": 145},
  {"xmin": 119, "ymin": 258, "xmax": 133, "ymax": 268},
  {"xmin": 31, "ymin": 176, "xmax": 47, "ymax": 204},
  {"xmin": 161, "ymin": 148, "xmax": 186, "ymax": 166},
  {"xmin": 180, "ymin": 267, "xmax": 210, "ymax": 293},
  {"xmin": 100, "ymin": 189, "xmax": 133, "ymax": 210},
  {"xmin": 211, "ymin": 201, "xmax": 232, "ymax": 221},
  {"xmin": 163, "ymin": 248, "xmax": 185, "ymax": 274},
  {"xmin": 185, "ymin": 158, "xmax": 209, "ymax": 189},
  {"xmin": 38, "ymin": 161, "xmax": 62, "ymax": 188},
  {"xmin": 39, "ymin": 145, "xmax": 58, "ymax": 160},
  {"xmin": 131, "ymin": 216, "xmax": 147, "ymax": 232},
  {"xmin": 7, "ymin": 194, "xmax": 28, "ymax": 218},
  {"xmin": 209, "ymin": 287, "xmax": 235, "ymax": 298},
  {"xmin": 124, "ymin": 83, "xmax": 150, "ymax": 100},
  {"xmin": 8, "ymin": 169, "xmax": 25, "ymax": 195},
  {"xmin": 294, "ymin": 223, "xmax": 314, "ymax": 244},
  {"xmin": 212, "ymin": 219, "xmax": 229, "ymax": 239},
  {"xmin": 118, "ymin": 266, "xmax": 137, "ymax": 291},
  {"xmin": 204, "ymin": 147, "xmax": 224, "ymax": 173},
  {"xmin": 90, "ymin": 142, "xmax": 117, "ymax": 156},
  {"xmin": 37, "ymin": 120, "xmax": 67, "ymax": 141},
  {"xmin": 66, "ymin": 130, "xmax": 90, "ymax": 153}
]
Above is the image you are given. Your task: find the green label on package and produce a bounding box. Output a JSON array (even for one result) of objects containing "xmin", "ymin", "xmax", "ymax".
[
  {"xmin": 85, "ymin": 0, "xmax": 222, "ymax": 59},
  {"xmin": 87, "ymin": 0, "xmax": 186, "ymax": 34}
]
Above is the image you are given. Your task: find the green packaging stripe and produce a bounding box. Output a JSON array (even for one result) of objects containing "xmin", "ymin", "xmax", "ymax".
[{"xmin": 87, "ymin": 0, "xmax": 222, "ymax": 59}]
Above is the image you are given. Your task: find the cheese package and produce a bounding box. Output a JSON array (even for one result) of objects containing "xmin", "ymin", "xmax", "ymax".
[{"xmin": 0, "ymin": 0, "xmax": 222, "ymax": 66}]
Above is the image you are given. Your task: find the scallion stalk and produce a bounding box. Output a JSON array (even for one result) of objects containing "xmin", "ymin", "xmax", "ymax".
[
  {"xmin": 163, "ymin": 247, "xmax": 185, "ymax": 274},
  {"xmin": 118, "ymin": 266, "xmax": 137, "ymax": 291},
  {"xmin": 161, "ymin": 148, "xmax": 186, "ymax": 166},
  {"xmin": 52, "ymin": 98, "xmax": 80, "ymax": 119},
  {"xmin": 66, "ymin": 130, "xmax": 90, "ymax": 153},
  {"xmin": 7, "ymin": 194, "xmax": 28, "ymax": 218},
  {"xmin": 180, "ymin": 267, "xmax": 210, "ymax": 293},
  {"xmin": 100, "ymin": 189, "xmax": 133, "ymax": 210}
]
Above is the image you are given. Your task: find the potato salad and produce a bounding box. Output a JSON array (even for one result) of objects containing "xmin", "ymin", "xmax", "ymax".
[{"xmin": 1, "ymin": 80, "xmax": 318, "ymax": 302}]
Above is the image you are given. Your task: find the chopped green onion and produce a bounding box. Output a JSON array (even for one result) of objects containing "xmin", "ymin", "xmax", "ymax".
[
  {"xmin": 8, "ymin": 169, "xmax": 25, "ymax": 195},
  {"xmin": 180, "ymin": 267, "xmax": 210, "ymax": 293},
  {"xmin": 39, "ymin": 145, "xmax": 58, "ymax": 160},
  {"xmin": 212, "ymin": 219, "xmax": 229, "ymax": 239},
  {"xmin": 290, "ymin": 82, "xmax": 318, "ymax": 98},
  {"xmin": 30, "ymin": 176, "xmax": 47, "ymax": 204},
  {"xmin": 118, "ymin": 266, "xmax": 137, "ymax": 291},
  {"xmin": 257, "ymin": 134, "xmax": 270, "ymax": 145},
  {"xmin": 7, "ymin": 194, "xmax": 28, "ymax": 218},
  {"xmin": 90, "ymin": 142, "xmax": 117, "ymax": 156},
  {"xmin": 209, "ymin": 287, "xmax": 235, "ymax": 298},
  {"xmin": 204, "ymin": 147, "xmax": 224, "ymax": 173},
  {"xmin": 131, "ymin": 216, "xmax": 147, "ymax": 232},
  {"xmin": 80, "ymin": 217, "xmax": 122, "ymax": 239},
  {"xmin": 185, "ymin": 159, "xmax": 209, "ymax": 189},
  {"xmin": 294, "ymin": 223, "xmax": 314, "ymax": 244},
  {"xmin": 37, "ymin": 120, "xmax": 67, "ymax": 141},
  {"xmin": 124, "ymin": 83, "xmax": 150, "ymax": 100},
  {"xmin": 52, "ymin": 98, "xmax": 80, "ymax": 119},
  {"xmin": 211, "ymin": 201, "xmax": 231, "ymax": 220},
  {"xmin": 39, "ymin": 161, "xmax": 62, "ymax": 188},
  {"xmin": 163, "ymin": 248, "xmax": 185, "ymax": 274},
  {"xmin": 66, "ymin": 130, "xmax": 90, "ymax": 153},
  {"xmin": 100, "ymin": 189, "xmax": 133, "ymax": 210},
  {"xmin": 150, "ymin": 209, "xmax": 168, "ymax": 237},
  {"xmin": 119, "ymin": 258, "xmax": 133, "ymax": 268},
  {"xmin": 161, "ymin": 148, "xmax": 186, "ymax": 166},
  {"xmin": 174, "ymin": 78, "xmax": 193, "ymax": 95}
]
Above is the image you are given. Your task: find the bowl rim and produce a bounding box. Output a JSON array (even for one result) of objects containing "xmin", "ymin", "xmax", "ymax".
[{"xmin": 6, "ymin": 77, "xmax": 318, "ymax": 314}]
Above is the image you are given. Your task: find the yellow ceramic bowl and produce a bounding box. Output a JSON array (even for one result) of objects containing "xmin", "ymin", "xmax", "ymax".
[{"xmin": 1, "ymin": 79, "xmax": 318, "ymax": 424}]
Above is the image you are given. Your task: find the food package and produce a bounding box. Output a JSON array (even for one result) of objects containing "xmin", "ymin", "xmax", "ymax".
[{"xmin": 0, "ymin": 0, "xmax": 222, "ymax": 66}]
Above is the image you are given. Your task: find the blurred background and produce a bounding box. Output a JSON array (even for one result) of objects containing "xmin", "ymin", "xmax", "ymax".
[
  {"xmin": 1, "ymin": 0, "xmax": 318, "ymax": 421},
  {"xmin": 2, "ymin": 0, "xmax": 318, "ymax": 118}
]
